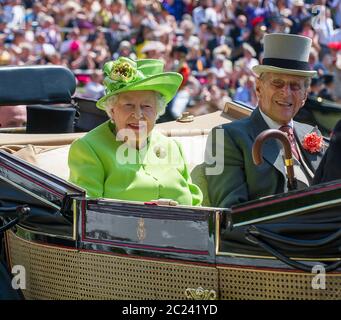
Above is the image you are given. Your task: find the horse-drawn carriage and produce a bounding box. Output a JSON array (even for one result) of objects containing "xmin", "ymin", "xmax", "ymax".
[{"xmin": 1, "ymin": 66, "xmax": 341, "ymax": 300}]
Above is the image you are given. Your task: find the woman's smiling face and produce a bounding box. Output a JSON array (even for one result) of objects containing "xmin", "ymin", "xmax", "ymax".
[
  {"xmin": 109, "ymin": 90, "xmax": 158, "ymax": 148},
  {"xmin": 256, "ymin": 72, "xmax": 309, "ymax": 125}
]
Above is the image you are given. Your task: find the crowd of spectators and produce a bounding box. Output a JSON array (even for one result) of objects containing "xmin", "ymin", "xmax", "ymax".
[{"xmin": 1, "ymin": 0, "xmax": 341, "ymax": 122}]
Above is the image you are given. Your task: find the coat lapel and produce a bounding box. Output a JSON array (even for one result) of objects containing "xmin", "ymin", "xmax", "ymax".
[
  {"xmin": 250, "ymin": 108, "xmax": 286, "ymax": 178},
  {"xmin": 294, "ymin": 122, "xmax": 324, "ymax": 172}
]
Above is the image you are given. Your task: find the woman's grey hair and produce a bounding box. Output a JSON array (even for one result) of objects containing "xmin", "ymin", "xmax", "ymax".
[{"xmin": 103, "ymin": 92, "xmax": 167, "ymax": 120}]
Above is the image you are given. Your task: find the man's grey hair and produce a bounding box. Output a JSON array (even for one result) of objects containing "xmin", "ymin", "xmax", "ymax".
[
  {"xmin": 103, "ymin": 92, "xmax": 167, "ymax": 119},
  {"xmin": 259, "ymin": 72, "xmax": 312, "ymax": 89}
]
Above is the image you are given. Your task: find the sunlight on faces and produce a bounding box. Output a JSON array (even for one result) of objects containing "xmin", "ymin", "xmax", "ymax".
[
  {"xmin": 108, "ymin": 91, "xmax": 158, "ymax": 149},
  {"xmin": 256, "ymin": 72, "xmax": 309, "ymax": 125}
]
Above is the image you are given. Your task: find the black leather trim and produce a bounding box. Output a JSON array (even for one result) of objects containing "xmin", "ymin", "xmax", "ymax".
[{"xmin": 0, "ymin": 66, "xmax": 76, "ymax": 105}]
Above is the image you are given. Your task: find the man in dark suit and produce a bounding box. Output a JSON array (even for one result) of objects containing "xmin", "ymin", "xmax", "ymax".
[
  {"xmin": 313, "ymin": 120, "xmax": 341, "ymax": 184},
  {"xmin": 204, "ymin": 33, "xmax": 325, "ymax": 208}
]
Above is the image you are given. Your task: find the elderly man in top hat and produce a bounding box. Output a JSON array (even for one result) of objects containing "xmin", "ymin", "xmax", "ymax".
[{"xmin": 204, "ymin": 33, "xmax": 326, "ymax": 208}]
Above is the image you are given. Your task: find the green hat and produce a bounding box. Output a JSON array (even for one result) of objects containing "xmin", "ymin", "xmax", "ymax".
[{"xmin": 96, "ymin": 57, "xmax": 183, "ymax": 110}]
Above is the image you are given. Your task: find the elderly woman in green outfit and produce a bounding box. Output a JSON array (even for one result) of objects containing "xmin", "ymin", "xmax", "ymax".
[{"xmin": 68, "ymin": 57, "xmax": 202, "ymax": 206}]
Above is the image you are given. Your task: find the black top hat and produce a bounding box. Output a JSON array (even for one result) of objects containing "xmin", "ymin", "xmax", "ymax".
[
  {"xmin": 323, "ymin": 73, "xmax": 334, "ymax": 85},
  {"xmin": 172, "ymin": 45, "xmax": 188, "ymax": 55},
  {"xmin": 26, "ymin": 105, "xmax": 76, "ymax": 133},
  {"xmin": 311, "ymin": 76, "xmax": 323, "ymax": 87}
]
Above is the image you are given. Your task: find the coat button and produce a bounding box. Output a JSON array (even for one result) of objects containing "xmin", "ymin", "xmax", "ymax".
[{"xmin": 154, "ymin": 145, "xmax": 166, "ymax": 158}]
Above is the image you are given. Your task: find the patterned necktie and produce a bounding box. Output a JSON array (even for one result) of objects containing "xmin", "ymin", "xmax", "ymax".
[{"xmin": 279, "ymin": 125, "xmax": 300, "ymax": 161}]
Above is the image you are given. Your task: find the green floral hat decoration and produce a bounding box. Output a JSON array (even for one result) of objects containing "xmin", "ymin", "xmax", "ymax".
[{"xmin": 96, "ymin": 57, "xmax": 183, "ymax": 110}]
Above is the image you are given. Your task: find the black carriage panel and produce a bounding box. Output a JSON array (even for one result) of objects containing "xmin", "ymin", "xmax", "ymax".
[
  {"xmin": 219, "ymin": 180, "xmax": 341, "ymax": 260},
  {"xmin": 0, "ymin": 150, "xmax": 85, "ymax": 238},
  {"xmin": 77, "ymin": 198, "xmax": 224, "ymax": 263}
]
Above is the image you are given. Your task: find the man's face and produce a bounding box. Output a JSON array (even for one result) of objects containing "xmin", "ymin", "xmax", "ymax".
[
  {"xmin": 237, "ymin": 16, "xmax": 247, "ymax": 28},
  {"xmin": 0, "ymin": 105, "xmax": 27, "ymax": 128},
  {"xmin": 109, "ymin": 91, "xmax": 158, "ymax": 148},
  {"xmin": 256, "ymin": 72, "xmax": 309, "ymax": 125}
]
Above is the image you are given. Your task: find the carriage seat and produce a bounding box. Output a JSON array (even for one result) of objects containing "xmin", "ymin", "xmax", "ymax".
[{"xmin": 2, "ymin": 131, "xmax": 211, "ymax": 206}]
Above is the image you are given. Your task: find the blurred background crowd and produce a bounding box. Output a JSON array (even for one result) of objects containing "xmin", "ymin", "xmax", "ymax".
[{"xmin": 1, "ymin": 0, "xmax": 341, "ymax": 122}]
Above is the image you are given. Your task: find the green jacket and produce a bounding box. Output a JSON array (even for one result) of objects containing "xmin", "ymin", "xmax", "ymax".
[{"xmin": 68, "ymin": 121, "xmax": 202, "ymax": 206}]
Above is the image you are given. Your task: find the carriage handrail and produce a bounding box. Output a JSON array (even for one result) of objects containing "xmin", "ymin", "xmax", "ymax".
[
  {"xmin": 0, "ymin": 203, "xmax": 30, "ymax": 233},
  {"xmin": 248, "ymin": 225, "xmax": 341, "ymax": 248},
  {"xmin": 246, "ymin": 232, "xmax": 341, "ymax": 273}
]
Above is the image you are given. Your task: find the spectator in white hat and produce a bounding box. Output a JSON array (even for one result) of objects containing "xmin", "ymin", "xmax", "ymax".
[{"xmin": 141, "ymin": 40, "xmax": 166, "ymax": 59}]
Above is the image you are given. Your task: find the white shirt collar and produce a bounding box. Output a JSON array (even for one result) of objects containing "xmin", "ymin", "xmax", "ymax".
[{"xmin": 259, "ymin": 108, "xmax": 294, "ymax": 130}]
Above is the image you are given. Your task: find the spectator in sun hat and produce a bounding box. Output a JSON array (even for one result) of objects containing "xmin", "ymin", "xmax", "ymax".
[
  {"xmin": 17, "ymin": 42, "xmax": 36, "ymax": 65},
  {"xmin": 179, "ymin": 19, "xmax": 200, "ymax": 49},
  {"xmin": 209, "ymin": 53, "xmax": 231, "ymax": 89},
  {"xmin": 112, "ymin": 40, "xmax": 137, "ymax": 60},
  {"xmin": 0, "ymin": 34, "xmax": 12, "ymax": 65},
  {"xmin": 9, "ymin": 29, "xmax": 26, "ymax": 56},
  {"xmin": 288, "ymin": 0, "xmax": 310, "ymax": 34},
  {"xmin": 110, "ymin": 0, "xmax": 131, "ymax": 28},
  {"xmin": 68, "ymin": 56, "xmax": 202, "ymax": 205},
  {"xmin": 33, "ymin": 31, "xmax": 56, "ymax": 61},
  {"xmin": 153, "ymin": 23, "xmax": 174, "ymax": 55},
  {"xmin": 141, "ymin": 40, "xmax": 166, "ymax": 59},
  {"xmin": 234, "ymin": 42, "xmax": 259, "ymax": 76},
  {"xmin": 207, "ymin": 22, "xmax": 233, "ymax": 58},
  {"xmin": 40, "ymin": 15, "xmax": 61, "ymax": 48}
]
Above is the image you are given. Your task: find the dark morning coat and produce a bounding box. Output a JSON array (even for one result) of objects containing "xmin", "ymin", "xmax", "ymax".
[{"xmin": 204, "ymin": 108, "xmax": 325, "ymax": 208}]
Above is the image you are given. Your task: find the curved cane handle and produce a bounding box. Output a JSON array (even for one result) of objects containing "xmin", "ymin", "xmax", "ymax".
[{"xmin": 252, "ymin": 129, "xmax": 297, "ymax": 190}]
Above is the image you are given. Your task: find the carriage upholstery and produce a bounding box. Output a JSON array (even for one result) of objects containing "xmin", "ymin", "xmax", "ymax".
[
  {"xmin": 0, "ymin": 130, "xmax": 211, "ymax": 205},
  {"xmin": 0, "ymin": 108, "xmax": 243, "ymax": 206}
]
